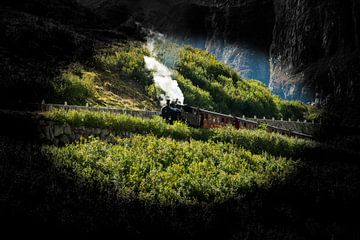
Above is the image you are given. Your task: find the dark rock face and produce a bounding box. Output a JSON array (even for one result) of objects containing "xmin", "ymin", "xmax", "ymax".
[
  {"xmin": 270, "ymin": 0, "xmax": 360, "ymax": 123},
  {"xmin": 206, "ymin": 1, "xmax": 273, "ymax": 85}
]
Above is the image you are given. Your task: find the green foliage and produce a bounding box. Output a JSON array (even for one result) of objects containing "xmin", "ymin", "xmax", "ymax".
[
  {"xmin": 49, "ymin": 42, "xmax": 158, "ymax": 109},
  {"xmin": 172, "ymin": 46, "xmax": 279, "ymax": 116},
  {"xmin": 43, "ymin": 109, "xmax": 317, "ymax": 159},
  {"xmin": 48, "ymin": 39, "xmax": 318, "ymax": 119},
  {"xmin": 94, "ymin": 42, "xmax": 152, "ymax": 87},
  {"xmin": 305, "ymin": 104, "xmax": 321, "ymax": 121},
  {"xmin": 155, "ymin": 43, "xmax": 314, "ymax": 119},
  {"xmin": 46, "ymin": 135, "xmax": 299, "ymax": 205},
  {"xmin": 210, "ymin": 126, "xmax": 314, "ymax": 158},
  {"xmin": 52, "ymin": 63, "xmax": 96, "ymax": 105},
  {"xmin": 258, "ymin": 122, "xmax": 268, "ymax": 131},
  {"xmin": 145, "ymin": 83, "xmax": 166, "ymax": 102},
  {"xmin": 277, "ymin": 100, "xmax": 308, "ymax": 120},
  {"xmin": 175, "ymin": 73, "xmax": 213, "ymax": 110}
]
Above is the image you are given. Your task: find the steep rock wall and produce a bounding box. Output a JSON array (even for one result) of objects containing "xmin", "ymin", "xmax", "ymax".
[{"xmin": 270, "ymin": 0, "xmax": 360, "ymax": 124}]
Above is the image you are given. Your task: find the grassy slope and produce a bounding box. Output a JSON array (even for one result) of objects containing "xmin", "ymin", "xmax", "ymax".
[
  {"xmin": 43, "ymin": 38, "xmax": 160, "ymax": 110},
  {"xmin": 92, "ymin": 70, "xmax": 154, "ymax": 109},
  {"xmin": 0, "ymin": 1, "xmax": 317, "ymax": 115}
]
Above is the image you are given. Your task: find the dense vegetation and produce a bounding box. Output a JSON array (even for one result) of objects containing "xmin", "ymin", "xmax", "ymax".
[
  {"xmin": 46, "ymin": 135, "xmax": 298, "ymax": 205},
  {"xmin": 50, "ymin": 42, "xmax": 158, "ymax": 110},
  {"xmin": 156, "ymin": 42, "xmax": 318, "ymax": 120},
  {"xmin": 1, "ymin": 133, "xmax": 358, "ymax": 239}
]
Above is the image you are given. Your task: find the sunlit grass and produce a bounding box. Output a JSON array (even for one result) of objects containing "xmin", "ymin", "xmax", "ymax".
[{"xmin": 50, "ymin": 42, "xmax": 158, "ymax": 110}]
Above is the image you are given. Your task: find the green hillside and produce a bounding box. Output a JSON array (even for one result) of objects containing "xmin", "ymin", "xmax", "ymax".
[
  {"xmin": 156, "ymin": 42, "xmax": 318, "ymax": 120},
  {"xmin": 50, "ymin": 42, "xmax": 158, "ymax": 110},
  {"xmin": 48, "ymin": 40, "xmax": 318, "ymax": 120}
]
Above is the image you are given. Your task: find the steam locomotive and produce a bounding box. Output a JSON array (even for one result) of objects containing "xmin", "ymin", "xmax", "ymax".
[{"xmin": 161, "ymin": 99, "xmax": 313, "ymax": 139}]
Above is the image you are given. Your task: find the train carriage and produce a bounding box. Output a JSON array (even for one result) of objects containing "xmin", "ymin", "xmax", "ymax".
[
  {"xmin": 160, "ymin": 100, "xmax": 313, "ymax": 139},
  {"xmin": 198, "ymin": 108, "xmax": 235, "ymax": 129}
]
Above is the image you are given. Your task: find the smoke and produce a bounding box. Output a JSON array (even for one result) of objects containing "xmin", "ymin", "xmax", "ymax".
[
  {"xmin": 144, "ymin": 31, "xmax": 184, "ymax": 106},
  {"xmin": 144, "ymin": 56, "xmax": 184, "ymax": 106}
]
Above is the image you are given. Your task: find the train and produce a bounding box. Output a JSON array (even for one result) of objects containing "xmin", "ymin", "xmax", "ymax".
[{"xmin": 160, "ymin": 99, "xmax": 313, "ymax": 139}]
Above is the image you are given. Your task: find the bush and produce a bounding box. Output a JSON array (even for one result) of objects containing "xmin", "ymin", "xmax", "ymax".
[
  {"xmin": 46, "ymin": 135, "xmax": 299, "ymax": 205},
  {"xmin": 52, "ymin": 63, "xmax": 96, "ymax": 105},
  {"xmin": 175, "ymin": 73, "xmax": 213, "ymax": 109},
  {"xmin": 94, "ymin": 42, "xmax": 152, "ymax": 87},
  {"xmin": 278, "ymin": 100, "xmax": 308, "ymax": 121}
]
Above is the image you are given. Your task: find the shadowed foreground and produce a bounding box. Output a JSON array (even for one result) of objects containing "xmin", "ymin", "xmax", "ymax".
[{"xmin": 1, "ymin": 135, "xmax": 360, "ymax": 239}]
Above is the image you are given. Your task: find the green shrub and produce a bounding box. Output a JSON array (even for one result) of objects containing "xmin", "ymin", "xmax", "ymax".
[
  {"xmin": 46, "ymin": 135, "xmax": 299, "ymax": 205},
  {"xmin": 52, "ymin": 64, "xmax": 96, "ymax": 105},
  {"xmin": 278, "ymin": 100, "xmax": 308, "ymax": 121},
  {"xmin": 175, "ymin": 73, "xmax": 213, "ymax": 109},
  {"xmin": 94, "ymin": 42, "xmax": 152, "ymax": 87},
  {"xmin": 210, "ymin": 126, "xmax": 315, "ymax": 158}
]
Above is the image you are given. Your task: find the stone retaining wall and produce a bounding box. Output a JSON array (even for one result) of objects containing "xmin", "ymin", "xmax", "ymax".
[{"xmin": 38, "ymin": 120, "xmax": 133, "ymax": 145}]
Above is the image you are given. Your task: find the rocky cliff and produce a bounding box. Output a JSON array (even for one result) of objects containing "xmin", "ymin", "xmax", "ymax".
[{"xmin": 270, "ymin": 0, "xmax": 360, "ymax": 124}]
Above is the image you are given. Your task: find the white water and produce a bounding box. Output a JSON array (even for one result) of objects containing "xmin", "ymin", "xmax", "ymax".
[{"xmin": 144, "ymin": 32, "xmax": 184, "ymax": 106}]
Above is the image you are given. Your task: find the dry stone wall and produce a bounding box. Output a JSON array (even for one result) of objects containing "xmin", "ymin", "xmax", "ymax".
[{"xmin": 38, "ymin": 120, "xmax": 133, "ymax": 145}]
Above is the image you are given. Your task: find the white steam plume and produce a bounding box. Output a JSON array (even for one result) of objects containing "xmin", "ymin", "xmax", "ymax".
[
  {"xmin": 144, "ymin": 32, "xmax": 184, "ymax": 106},
  {"xmin": 144, "ymin": 56, "xmax": 184, "ymax": 106}
]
